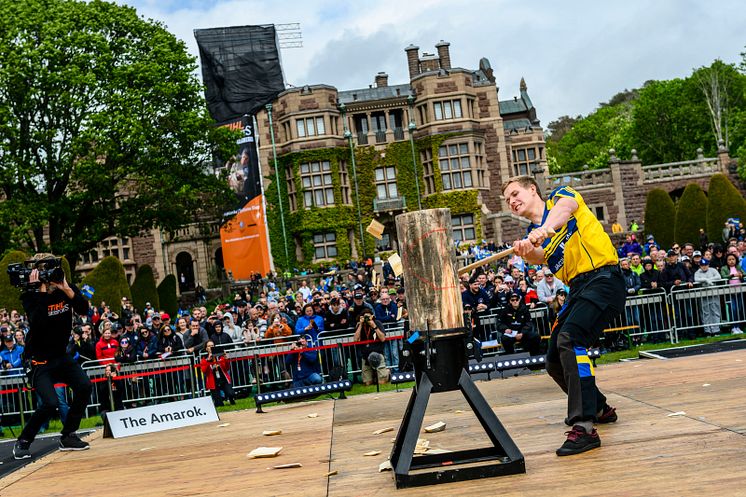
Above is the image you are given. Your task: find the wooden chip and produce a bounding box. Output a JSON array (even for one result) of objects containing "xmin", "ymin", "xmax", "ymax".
[
  {"xmin": 307, "ymin": 413, "xmax": 319, "ymax": 418},
  {"xmin": 140, "ymin": 447, "xmax": 155, "ymax": 452},
  {"xmin": 379, "ymin": 460, "xmax": 393, "ymax": 472},
  {"xmin": 388, "ymin": 253, "xmax": 403, "ymax": 277},
  {"xmin": 424, "ymin": 421, "xmax": 446, "ymax": 433},
  {"xmin": 217, "ymin": 423, "xmax": 231, "ymax": 428},
  {"xmin": 424, "ymin": 448, "xmax": 452, "ymax": 455},
  {"xmin": 366, "ymin": 219, "xmax": 385, "ymax": 240},
  {"xmin": 373, "ymin": 427, "xmax": 394, "ymax": 435},
  {"xmin": 364, "ymin": 450, "xmax": 381, "ymax": 456},
  {"xmin": 454, "ymin": 410, "xmax": 465, "ymax": 414},
  {"xmin": 667, "ymin": 411, "xmax": 686, "ymax": 417},
  {"xmin": 272, "ymin": 463, "xmax": 302, "ymax": 469},
  {"xmin": 702, "ymin": 383, "xmax": 711, "ymax": 387},
  {"xmin": 325, "ymin": 470, "xmax": 338, "ymax": 477},
  {"xmin": 262, "ymin": 430, "xmax": 283, "ymax": 436},
  {"xmin": 248, "ymin": 447, "xmax": 283, "ymax": 458},
  {"xmin": 413, "ymin": 439, "xmax": 430, "ymax": 455}
]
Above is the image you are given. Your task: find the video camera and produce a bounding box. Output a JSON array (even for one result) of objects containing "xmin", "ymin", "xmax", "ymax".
[{"xmin": 7, "ymin": 257, "xmax": 65, "ymax": 291}]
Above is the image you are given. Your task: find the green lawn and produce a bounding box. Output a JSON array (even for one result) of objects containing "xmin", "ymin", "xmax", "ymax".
[{"xmin": 1, "ymin": 333, "xmax": 739, "ymax": 439}]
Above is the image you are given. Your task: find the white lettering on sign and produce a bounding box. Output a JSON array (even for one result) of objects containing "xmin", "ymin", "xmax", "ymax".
[{"xmin": 107, "ymin": 396, "xmax": 219, "ymax": 438}]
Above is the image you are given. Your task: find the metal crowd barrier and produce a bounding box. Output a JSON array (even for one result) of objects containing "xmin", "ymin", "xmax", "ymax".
[{"xmin": 668, "ymin": 281, "xmax": 746, "ymax": 341}]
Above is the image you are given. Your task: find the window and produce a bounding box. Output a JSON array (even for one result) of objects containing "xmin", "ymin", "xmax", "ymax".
[
  {"xmin": 452, "ymin": 214, "xmax": 476, "ymax": 242},
  {"xmin": 511, "ymin": 147, "xmax": 538, "ymax": 176},
  {"xmin": 339, "ymin": 160, "xmax": 351, "ymax": 205},
  {"xmin": 375, "ymin": 166, "xmax": 398, "ymax": 199},
  {"xmin": 286, "ymin": 166, "xmax": 297, "ymax": 211},
  {"xmin": 421, "ymin": 148, "xmax": 435, "ymax": 195},
  {"xmin": 300, "ymin": 161, "xmax": 334, "ymax": 208},
  {"xmin": 434, "ymin": 99, "xmax": 463, "ymax": 121},
  {"xmin": 438, "ymin": 143, "xmax": 474, "ymax": 191},
  {"xmin": 313, "ymin": 232, "xmax": 337, "ymax": 260},
  {"xmin": 295, "ymin": 116, "xmax": 326, "ymax": 138},
  {"xmin": 589, "ymin": 205, "xmax": 607, "ymax": 222}
]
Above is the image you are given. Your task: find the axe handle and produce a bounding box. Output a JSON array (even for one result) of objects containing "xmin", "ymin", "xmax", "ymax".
[
  {"xmin": 456, "ymin": 228, "xmax": 557, "ymax": 276},
  {"xmin": 457, "ymin": 247, "xmax": 515, "ymax": 275}
]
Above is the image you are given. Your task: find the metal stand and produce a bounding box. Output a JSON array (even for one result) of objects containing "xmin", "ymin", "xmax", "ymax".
[{"xmin": 389, "ymin": 368, "xmax": 525, "ymax": 488}]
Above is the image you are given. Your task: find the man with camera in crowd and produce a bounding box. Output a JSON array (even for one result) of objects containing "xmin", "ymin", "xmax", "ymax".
[
  {"xmin": 200, "ymin": 340, "xmax": 236, "ymax": 406},
  {"xmin": 284, "ymin": 335, "xmax": 322, "ymax": 387},
  {"xmin": 9, "ymin": 255, "xmax": 92, "ymax": 459},
  {"xmin": 353, "ymin": 308, "xmax": 389, "ymax": 386}
]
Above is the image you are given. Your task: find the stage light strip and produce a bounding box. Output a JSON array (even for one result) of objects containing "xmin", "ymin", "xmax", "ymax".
[{"xmin": 254, "ymin": 380, "xmax": 352, "ymax": 407}]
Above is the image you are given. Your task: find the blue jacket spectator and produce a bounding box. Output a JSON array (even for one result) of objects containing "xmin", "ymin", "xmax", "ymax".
[
  {"xmin": 619, "ymin": 235, "xmax": 643, "ymax": 257},
  {"xmin": 284, "ymin": 336, "xmax": 322, "ymax": 387},
  {"xmin": 0, "ymin": 338, "xmax": 24, "ymax": 373},
  {"xmin": 294, "ymin": 304, "xmax": 324, "ymax": 342},
  {"xmin": 135, "ymin": 328, "xmax": 159, "ymax": 360}
]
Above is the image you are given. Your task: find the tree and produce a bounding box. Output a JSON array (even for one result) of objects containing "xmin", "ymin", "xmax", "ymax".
[
  {"xmin": 546, "ymin": 115, "xmax": 581, "ymax": 143},
  {"xmin": 706, "ymin": 173, "xmax": 746, "ymax": 243},
  {"xmin": 693, "ymin": 60, "xmax": 744, "ymax": 149},
  {"xmin": 0, "ymin": 0, "xmax": 237, "ymax": 271},
  {"xmin": 643, "ymin": 189, "xmax": 676, "ymax": 249},
  {"xmin": 157, "ymin": 275, "xmax": 179, "ymax": 318},
  {"xmin": 0, "ymin": 250, "xmax": 28, "ymax": 312},
  {"xmin": 130, "ymin": 265, "xmax": 159, "ymax": 313},
  {"xmin": 81, "ymin": 256, "xmax": 131, "ymax": 315},
  {"xmin": 674, "ymin": 184, "xmax": 708, "ymax": 245}
]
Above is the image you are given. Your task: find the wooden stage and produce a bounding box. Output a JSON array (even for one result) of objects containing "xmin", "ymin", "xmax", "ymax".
[{"xmin": 2, "ymin": 350, "xmax": 746, "ymax": 497}]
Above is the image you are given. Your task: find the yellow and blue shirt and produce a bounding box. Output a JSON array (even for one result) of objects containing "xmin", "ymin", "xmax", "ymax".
[{"xmin": 528, "ymin": 186, "xmax": 618, "ymax": 283}]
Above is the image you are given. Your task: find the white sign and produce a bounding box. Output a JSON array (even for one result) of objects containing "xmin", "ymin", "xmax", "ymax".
[{"xmin": 106, "ymin": 396, "xmax": 219, "ymax": 438}]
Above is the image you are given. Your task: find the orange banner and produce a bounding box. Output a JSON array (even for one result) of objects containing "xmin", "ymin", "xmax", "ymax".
[{"xmin": 220, "ymin": 195, "xmax": 271, "ymax": 279}]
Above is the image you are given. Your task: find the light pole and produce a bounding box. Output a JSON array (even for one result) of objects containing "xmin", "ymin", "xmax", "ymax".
[
  {"xmin": 338, "ymin": 102, "xmax": 366, "ymax": 258},
  {"xmin": 265, "ymin": 103, "xmax": 290, "ymax": 268},
  {"xmin": 407, "ymin": 94, "xmax": 422, "ymax": 210}
]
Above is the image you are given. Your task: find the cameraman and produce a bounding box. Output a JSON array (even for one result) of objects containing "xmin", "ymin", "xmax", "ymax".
[
  {"xmin": 199, "ymin": 341, "xmax": 236, "ymax": 406},
  {"xmin": 353, "ymin": 308, "xmax": 389, "ymax": 386},
  {"xmin": 14, "ymin": 256, "xmax": 92, "ymax": 460},
  {"xmin": 284, "ymin": 335, "xmax": 322, "ymax": 387}
]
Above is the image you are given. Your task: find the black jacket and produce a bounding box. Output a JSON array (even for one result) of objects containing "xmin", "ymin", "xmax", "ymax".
[
  {"xmin": 640, "ymin": 269, "xmax": 661, "ymax": 290},
  {"xmin": 660, "ymin": 262, "xmax": 692, "ymax": 290},
  {"xmin": 497, "ymin": 304, "xmax": 533, "ymax": 336},
  {"xmin": 22, "ymin": 284, "xmax": 89, "ymax": 361}
]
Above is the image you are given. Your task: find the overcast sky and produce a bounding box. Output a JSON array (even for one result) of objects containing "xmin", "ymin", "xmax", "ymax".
[{"xmin": 118, "ymin": 0, "xmax": 744, "ymax": 126}]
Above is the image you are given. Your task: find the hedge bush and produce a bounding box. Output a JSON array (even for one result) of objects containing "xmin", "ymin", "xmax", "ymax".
[
  {"xmin": 706, "ymin": 173, "xmax": 746, "ymax": 243},
  {"xmin": 130, "ymin": 265, "xmax": 159, "ymax": 313},
  {"xmin": 157, "ymin": 274, "xmax": 178, "ymax": 318},
  {"xmin": 644, "ymin": 188, "xmax": 676, "ymax": 249},
  {"xmin": 0, "ymin": 251, "xmax": 29, "ymax": 312},
  {"xmin": 81, "ymin": 256, "xmax": 131, "ymax": 314},
  {"xmin": 674, "ymin": 183, "xmax": 708, "ymax": 246}
]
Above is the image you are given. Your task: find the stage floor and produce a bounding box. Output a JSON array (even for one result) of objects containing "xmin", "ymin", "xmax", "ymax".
[{"xmin": 2, "ymin": 350, "xmax": 746, "ymax": 496}]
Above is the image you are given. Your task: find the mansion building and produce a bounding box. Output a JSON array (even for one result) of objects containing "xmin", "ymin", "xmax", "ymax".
[{"xmin": 77, "ymin": 41, "xmax": 547, "ymax": 290}]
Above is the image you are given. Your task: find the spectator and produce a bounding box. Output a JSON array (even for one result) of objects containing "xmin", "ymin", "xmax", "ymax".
[
  {"xmin": 149, "ymin": 313, "xmax": 163, "ymax": 334},
  {"xmin": 324, "ymin": 298, "xmax": 350, "ymax": 332},
  {"xmin": 462, "ymin": 275, "xmax": 491, "ymax": 342},
  {"xmin": 114, "ymin": 336, "xmax": 137, "ymax": 364},
  {"xmin": 640, "ymin": 258, "xmax": 661, "ymax": 290},
  {"xmin": 284, "ymin": 335, "xmax": 323, "ymax": 387},
  {"xmin": 660, "ymin": 249, "xmax": 692, "ymax": 291},
  {"xmin": 699, "ymin": 228, "xmax": 709, "ymax": 252},
  {"xmin": 643, "ymin": 234, "xmax": 660, "ymax": 257},
  {"xmin": 620, "ymin": 259, "xmax": 642, "ymax": 296},
  {"xmin": 619, "ymin": 234, "xmax": 642, "ymax": 257},
  {"xmin": 200, "ymin": 341, "xmax": 236, "ymax": 406},
  {"xmin": 548, "ymin": 288, "xmax": 568, "ymax": 324},
  {"xmin": 221, "ymin": 313, "xmax": 243, "ymax": 343},
  {"xmin": 297, "ymin": 280, "xmax": 312, "ymax": 302},
  {"xmin": 691, "ymin": 251, "xmax": 703, "ymax": 271},
  {"xmin": 264, "ymin": 313, "xmax": 293, "ymax": 341},
  {"xmin": 209, "ymin": 320, "xmax": 235, "ymax": 348},
  {"xmin": 693, "ymin": 258, "xmax": 722, "ymax": 335},
  {"xmin": 68, "ymin": 327, "xmax": 95, "ymax": 364},
  {"xmin": 374, "ymin": 292, "xmax": 398, "ymax": 324},
  {"xmin": 156, "ymin": 325, "xmax": 184, "ymax": 357},
  {"xmin": 183, "ymin": 320, "xmax": 209, "ymax": 354},
  {"xmin": 629, "ymin": 220, "xmax": 639, "ymax": 232},
  {"xmin": 720, "ymin": 253, "xmax": 745, "ymax": 334},
  {"xmin": 536, "ymin": 270, "xmax": 564, "ymax": 305},
  {"xmin": 136, "ymin": 325, "xmax": 158, "ymax": 360},
  {"xmin": 497, "ymin": 293, "xmax": 541, "ymax": 355},
  {"xmin": 710, "ymin": 245, "xmax": 726, "ymax": 270},
  {"xmin": 1, "ymin": 335, "xmax": 24, "ymax": 373},
  {"xmin": 490, "ymin": 277, "xmax": 511, "ymax": 310},
  {"xmin": 517, "ymin": 279, "xmax": 539, "ymax": 308},
  {"xmin": 353, "ymin": 308, "xmax": 388, "ymax": 386},
  {"xmin": 629, "ymin": 254, "xmax": 644, "ymax": 276},
  {"xmin": 294, "ymin": 304, "xmax": 324, "ymax": 342},
  {"xmin": 97, "ymin": 363, "xmax": 124, "ymax": 413},
  {"xmin": 174, "ymin": 317, "xmax": 189, "ymax": 345},
  {"xmin": 95, "ymin": 327, "xmax": 118, "ymax": 364},
  {"xmin": 347, "ymin": 289, "xmax": 374, "ymax": 326}
]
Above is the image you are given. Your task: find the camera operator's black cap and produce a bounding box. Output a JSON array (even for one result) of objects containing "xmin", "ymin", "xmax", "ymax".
[{"xmin": 353, "ymin": 291, "xmax": 365, "ymax": 299}]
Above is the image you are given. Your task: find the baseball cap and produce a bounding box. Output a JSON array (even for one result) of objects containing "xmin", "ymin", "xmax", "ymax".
[
  {"xmin": 160, "ymin": 312, "xmax": 170, "ymax": 320},
  {"xmin": 353, "ymin": 291, "xmax": 365, "ymax": 299},
  {"xmin": 693, "ymin": 251, "xmax": 702, "ymax": 257},
  {"xmin": 700, "ymin": 258, "xmax": 710, "ymax": 265},
  {"xmin": 666, "ymin": 249, "xmax": 677, "ymax": 257},
  {"xmin": 152, "ymin": 314, "xmax": 161, "ymax": 320},
  {"xmin": 504, "ymin": 275, "xmax": 514, "ymax": 283}
]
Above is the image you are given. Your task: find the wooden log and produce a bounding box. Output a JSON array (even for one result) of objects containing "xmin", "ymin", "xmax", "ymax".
[{"xmin": 395, "ymin": 208, "xmax": 463, "ymax": 332}]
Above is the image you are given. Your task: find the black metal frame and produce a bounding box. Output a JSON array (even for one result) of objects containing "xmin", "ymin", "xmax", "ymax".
[{"xmin": 389, "ymin": 369, "xmax": 525, "ymax": 488}]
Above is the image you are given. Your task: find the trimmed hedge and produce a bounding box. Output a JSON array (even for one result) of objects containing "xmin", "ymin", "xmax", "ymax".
[
  {"xmin": 157, "ymin": 274, "xmax": 178, "ymax": 318},
  {"xmin": 706, "ymin": 173, "xmax": 746, "ymax": 243},
  {"xmin": 644, "ymin": 188, "xmax": 676, "ymax": 249},
  {"xmin": 0, "ymin": 251, "xmax": 29, "ymax": 312},
  {"xmin": 130, "ymin": 265, "xmax": 159, "ymax": 313},
  {"xmin": 81, "ymin": 256, "xmax": 131, "ymax": 315},
  {"xmin": 674, "ymin": 183, "xmax": 708, "ymax": 246}
]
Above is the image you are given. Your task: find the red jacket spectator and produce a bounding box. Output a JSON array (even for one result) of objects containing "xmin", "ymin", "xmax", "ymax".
[
  {"xmin": 95, "ymin": 331, "xmax": 118, "ymax": 364},
  {"xmin": 199, "ymin": 354, "xmax": 231, "ymax": 390}
]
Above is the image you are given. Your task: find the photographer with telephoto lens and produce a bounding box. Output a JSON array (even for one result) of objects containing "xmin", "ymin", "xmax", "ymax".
[{"xmin": 9, "ymin": 254, "xmax": 92, "ymax": 459}]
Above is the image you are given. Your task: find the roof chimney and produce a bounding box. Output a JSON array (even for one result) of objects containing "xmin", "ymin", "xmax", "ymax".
[
  {"xmin": 435, "ymin": 40, "xmax": 451, "ymax": 70},
  {"xmin": 375, "ymin": 72, "xmax": 389, "ymax": 88},
  {"xmin": 405, "ymin": 44, "xmax": 420, "ymax": 79}
]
